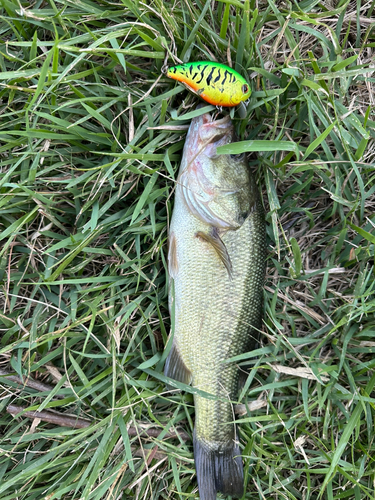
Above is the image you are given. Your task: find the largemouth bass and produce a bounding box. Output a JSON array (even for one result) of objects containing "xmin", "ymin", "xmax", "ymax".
[{"xmin": 165, "ymin": 112, "xmax": 266, "ymax": 500}]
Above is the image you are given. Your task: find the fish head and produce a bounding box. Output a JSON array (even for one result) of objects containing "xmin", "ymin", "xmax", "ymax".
[
  {"xmin": 183, "ymin": 113, "xmax": 235, "ymax": 166},
  {"xmin": 179, "ymin": 112, "xmax": 254, "ymax": 228},
  {"xmin": 197, "ymin": 114, "xmax": 234, "ymax": 157},
  {"xmin": 183, "ymin": 113, "xmax": 249, "ymax": 187}
]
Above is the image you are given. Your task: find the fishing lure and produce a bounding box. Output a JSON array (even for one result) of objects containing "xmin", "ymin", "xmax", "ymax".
[{"xmin": 166, "ymin": 61, "xmax": 251, "ymax": 107}]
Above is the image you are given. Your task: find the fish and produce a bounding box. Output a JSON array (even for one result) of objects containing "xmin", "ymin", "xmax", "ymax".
[
  {"xmin": 166, "ymin": 61, "xmax": 251, "ymax": 107},
  {"xmin": 164, "ymin": 111, "xmax": 266, "ymax": 500}
]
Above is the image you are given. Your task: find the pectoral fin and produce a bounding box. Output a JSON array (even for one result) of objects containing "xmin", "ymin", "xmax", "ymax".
[
  {"xmin": 179, "ymin": 170, "xmax": 239, "ymax": 230},
  {"xmin": 195, "ymin": 229, "xmax": 233, "ymax": 279}
]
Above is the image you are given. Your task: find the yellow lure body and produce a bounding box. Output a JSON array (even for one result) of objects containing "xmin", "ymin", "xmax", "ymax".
[{"xmin": 166, "ymin": 61, "xmax": 251, "ymax": 107}]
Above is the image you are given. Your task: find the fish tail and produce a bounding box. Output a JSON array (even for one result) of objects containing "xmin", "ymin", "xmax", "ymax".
[{"xmin": 193, "ymin": 428, "xmax": 244, "ymax": 500}]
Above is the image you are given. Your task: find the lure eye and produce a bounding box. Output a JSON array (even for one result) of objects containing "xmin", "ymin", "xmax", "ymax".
[{"xmin": 242, "ymin": 84, "xmax": 249, "ymax": 94}]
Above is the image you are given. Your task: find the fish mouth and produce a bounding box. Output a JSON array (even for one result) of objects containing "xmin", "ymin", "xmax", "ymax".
[
  {"xmin": 188, "ymin": 113, "xmax": 234, "ymax": 157},
  {"xmin": 182, "ymin": 111, "xmax": 234, "ymax": 168}
]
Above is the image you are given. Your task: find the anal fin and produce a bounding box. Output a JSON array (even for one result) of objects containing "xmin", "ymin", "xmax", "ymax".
[{"xmin": 164, "ymin": 343, "xmax": 192, "ymax": 387}]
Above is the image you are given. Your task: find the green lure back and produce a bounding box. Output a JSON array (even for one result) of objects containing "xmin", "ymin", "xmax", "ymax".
[{"xmin": 166, "ymin": 61, "xmax": 251, "ymax": 107}]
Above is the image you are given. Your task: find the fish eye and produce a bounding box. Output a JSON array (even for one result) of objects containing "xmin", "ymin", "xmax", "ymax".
[
  {"xmin": 242, "ymin": 84, "xmax": 249, "ymax": 94},
  {"xmin": 230, "ymin": 152, "xmax": 246, "ymax": 160}
]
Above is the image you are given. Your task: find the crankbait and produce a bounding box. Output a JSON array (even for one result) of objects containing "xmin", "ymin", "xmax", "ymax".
[{"xmin": 166, "ymin": 61, "xmax": 251, "ymax": 107}]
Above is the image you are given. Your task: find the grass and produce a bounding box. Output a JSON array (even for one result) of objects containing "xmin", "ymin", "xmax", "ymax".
[{"xmin": 0, "ymin": 0, "xmax": 375, "ymax": 498}]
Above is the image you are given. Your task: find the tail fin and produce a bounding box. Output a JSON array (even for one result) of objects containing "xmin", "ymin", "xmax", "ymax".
[{"xmin": 193, "ymin": 429, "xmax": 244, "ymax": 500}]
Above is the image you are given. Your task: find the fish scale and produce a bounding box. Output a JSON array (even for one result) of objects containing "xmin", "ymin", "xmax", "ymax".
[{"xmin": 164, "ymin": 112, "xmax": 266, "ymax": 499}]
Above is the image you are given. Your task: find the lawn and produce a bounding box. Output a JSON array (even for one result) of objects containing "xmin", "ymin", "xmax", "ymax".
[{"xmin": 0, "ymin": 0, "xmax": 375, "ymax": 499}]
